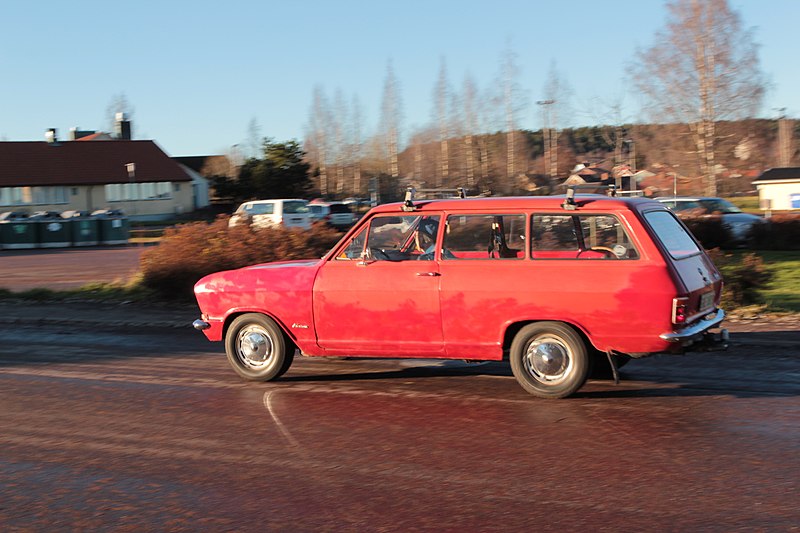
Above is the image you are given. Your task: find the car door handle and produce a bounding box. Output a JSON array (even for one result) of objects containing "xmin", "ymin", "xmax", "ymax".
[{"xmin": 416, "ymin": 272, "xmax": 441, "ymax": 277}]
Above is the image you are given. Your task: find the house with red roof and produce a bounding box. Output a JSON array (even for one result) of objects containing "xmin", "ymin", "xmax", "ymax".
[{"xmin": 0, "ymin": 125, "xmax": 207, "ymax": 220}]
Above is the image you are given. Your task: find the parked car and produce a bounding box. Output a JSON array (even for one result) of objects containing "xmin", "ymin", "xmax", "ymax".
[
  {"xmin": 195, "ymin": 192, "xmax": 728, "ymax": 399},
  {"xmin": 656, "ymin": 196, "xmax": 763, "ymax": 244},
  {"xmin": 228, "ymin": 199, "xmax": 311, "ymax": 230},
  {"xmin": 307, "ymin": 202, "xmax": 355, "ymax": 229}
]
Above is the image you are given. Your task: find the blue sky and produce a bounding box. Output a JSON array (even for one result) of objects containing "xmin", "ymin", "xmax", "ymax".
[{"xmin": 1, "ymin": 0, "xmax": 797, "ymax": 157}]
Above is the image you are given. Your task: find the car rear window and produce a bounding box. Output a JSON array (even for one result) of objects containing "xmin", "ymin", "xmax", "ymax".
[
  {"xmin": 644, "ymin": 210, "xmax": 701, "ymax": 259},
  {"xmin": 329, "ymin": 204, "xmax": 352, "ymax": 214},
  {"xmin": 283, "ymin": 201, "xmax": 308, "ymax": 214},
  {"xmin": 247, "ymin": 203, "xmax": 274, "ymax": 215}
]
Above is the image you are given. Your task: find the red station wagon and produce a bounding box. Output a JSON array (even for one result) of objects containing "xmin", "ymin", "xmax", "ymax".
[{"xmin": 194, "ymin": 190, "xmax": 728, "ymax": 398}]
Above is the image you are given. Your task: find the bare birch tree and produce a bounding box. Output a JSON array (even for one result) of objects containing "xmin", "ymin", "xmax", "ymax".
[
  {"xmin": 105, "ymin": 93, "xmax": 134, "ymax": 134},
  {"xmin": 380, "ymin": 60, "xmax": 403, "ymax": 179},
  {"xmin": 305, "ymin": 85, "xmax": 332, "ymax": 196},
  {"xmin": 432, "ymin": 57, "xmax": 451, "ymax": 187},
  {"xmin": 633, "ymin": 0, "xmax": 765, "ymax": 195},
  {"xmin": 539, "ymin": 61, "xmax": 572, "ymax": 189},
  {"xmin": 245, "ymin": 117, "xmax": 262, "ymax": 159},
  {"xmin": 349, "ymin": 95, "xmax": 364, "ymax": 195},
  {"xmin": 332, "ymin": 89, "xmax": 348, "ymax": 195},
  {"xmin": 462, "ymin": 74, "xmax": 480, "ymax": 189},
  {"xmin": 498, "ymin": 44, "xmax": 526, "ymax": 185}
]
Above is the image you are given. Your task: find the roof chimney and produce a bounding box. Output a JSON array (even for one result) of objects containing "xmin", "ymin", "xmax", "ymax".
[
  {"xmin": 115, "ymin": 112, "xmax": 132, "ymax": 140},
  {"xmin": 45, "ymin": 128, "xmax": 57, "ymax": 143}
]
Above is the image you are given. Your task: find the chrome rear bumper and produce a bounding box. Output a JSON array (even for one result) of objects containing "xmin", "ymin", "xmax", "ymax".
[{"xmin": 660, "ymin": 309, "xmax": 728, "ymax": 349}]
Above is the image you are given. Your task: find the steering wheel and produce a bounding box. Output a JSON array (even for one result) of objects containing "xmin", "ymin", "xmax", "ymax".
[
  {"xmin": 369, "ymin": 247, "xmax": 391, "ymax": 261},
  {"xmin": 577, "ymin": 246, "xmax": 619, "ymax": 259}
]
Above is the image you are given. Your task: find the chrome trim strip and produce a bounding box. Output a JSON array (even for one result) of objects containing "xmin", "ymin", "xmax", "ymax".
[
  {"xmin": 660, "ymin": 309, "xmax": 725, "ymax": 342},
  {"xmin": 193, "ymin": 319, "xmax": 211, "ymax": 331}
]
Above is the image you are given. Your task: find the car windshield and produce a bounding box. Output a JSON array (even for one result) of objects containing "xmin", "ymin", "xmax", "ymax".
[
  {"xmin": 283, "ymin": 201, "xmax": 309, "ymax": 214},
  {"xmin": 698, "ymin": 198, "xmax": 742, "ymax": 214}
]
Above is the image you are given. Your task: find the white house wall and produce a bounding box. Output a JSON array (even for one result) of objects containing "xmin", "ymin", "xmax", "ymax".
[
  {"xmin": 756, "ymin": 181, "xmax": 800, "ymax": 210},
  {"xmin": 1, "ymin": 184, "xmax": 194, "ymax": 220}
]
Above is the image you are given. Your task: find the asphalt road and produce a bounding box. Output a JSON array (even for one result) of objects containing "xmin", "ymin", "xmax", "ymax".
[{"xmin": 0, "ymin": 304, "xmax": 798, "ymax": 531}]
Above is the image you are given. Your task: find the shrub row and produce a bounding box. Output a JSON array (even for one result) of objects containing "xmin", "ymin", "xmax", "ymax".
[
  {"xmin": 750, "ymin": 213, "xmax": 800, "ymax": 250},
  {"xmin": 706, "ymin": 249, "xmax": 773, "ymax": 308},
  {"xmin": 682, "ymin": 213, "xmax": 800, "ymax": 250},
  {"xmin": 140, "ymin": 217, "xmax": 342, "ymax": 299}
]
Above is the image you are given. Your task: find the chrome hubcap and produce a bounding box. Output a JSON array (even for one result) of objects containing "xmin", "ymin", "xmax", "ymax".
[
  {"xmin": 524, "ymin": 335, "xmax": 572, "ymax": 384},
  {"xmin": 236, "ymin": 325, "xmax": 274, "ymax": 369}
]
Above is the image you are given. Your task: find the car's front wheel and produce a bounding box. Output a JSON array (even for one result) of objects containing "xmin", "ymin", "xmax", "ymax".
[
  {"xmin": 510, "ymin": 322, "xmax": 590, "ymax": 399},
  {"xmin": 225, "ymin": 313, "xmax": 294, "ymax": 381}
]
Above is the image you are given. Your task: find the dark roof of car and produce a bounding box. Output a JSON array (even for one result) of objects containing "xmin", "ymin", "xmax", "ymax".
[
  {"xmin": 0, "ymin": 140, "xmax": 192, "ymax": 187},
  {"xmin": 753, "ymin": 167, "xmax": 800, "ymax": 182}
]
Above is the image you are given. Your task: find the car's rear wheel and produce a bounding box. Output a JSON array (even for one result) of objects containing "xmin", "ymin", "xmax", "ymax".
[
  {"xmin": 510, "ymin": 322, "xmax": 590, "ymax": 399},
  {"xmin": 225, "ymin": 313, "xmax": 294, "ymax": 381}
]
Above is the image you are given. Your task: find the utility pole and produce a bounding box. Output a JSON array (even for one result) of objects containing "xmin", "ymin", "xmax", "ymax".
[{"xmin": 776, "ymin": 108, "xmax": 793, "ymax": 167}]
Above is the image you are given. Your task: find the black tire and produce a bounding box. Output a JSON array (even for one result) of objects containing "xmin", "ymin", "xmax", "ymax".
[
  {"xmin": 225, "ymin": 313, "xmax": 295, "ymax": 381},
  {"xmin": 509, "ymin": 322, "xmax": 590, "ymax": 399}
]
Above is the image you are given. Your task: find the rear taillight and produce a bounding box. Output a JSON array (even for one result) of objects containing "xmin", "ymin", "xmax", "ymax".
[{"xmin": 672, "ymin": 297, "xmax": 688, "ymax": 324}]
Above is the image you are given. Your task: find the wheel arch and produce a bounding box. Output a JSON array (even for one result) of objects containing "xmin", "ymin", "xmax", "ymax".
[
  {"xmin": 222, "ymin": 310, "xmax": 297, "ymax": 349},
  {"xmin": 502, "ymin": 319, "xmax": 596, "ymax": 359}
]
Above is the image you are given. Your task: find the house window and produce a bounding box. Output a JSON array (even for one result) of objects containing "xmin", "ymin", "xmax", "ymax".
[
  {"xmin": 0, "ymin": 186, "xmax": 67, "ymax": 206},
  {"xmin": 105, "ymin": 182, "xmax": 172, "ymax": 202}
]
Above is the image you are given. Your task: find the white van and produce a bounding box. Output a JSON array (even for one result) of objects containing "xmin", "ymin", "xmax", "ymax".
[{"xmin": 228, "ymin": 199, "xmax": 311, "ymax": 230}]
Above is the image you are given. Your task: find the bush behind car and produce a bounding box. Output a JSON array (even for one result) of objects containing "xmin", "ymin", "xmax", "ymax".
[{"xmin": 140, "ymin": 216, "xmax": 341, "ymax": 299}]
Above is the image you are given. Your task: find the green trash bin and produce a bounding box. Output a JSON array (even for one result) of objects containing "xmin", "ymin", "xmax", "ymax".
[
  {"xmin": 0, "ymin": 211, "xmax": 37, "ymax": 250},
  {"xmin": 92, "ymin": 209, "xmax": 130, "ymax": 245},
  {"xmin": 62, "ymin": 210, "xmax": 99, "ymax": 247},
  {"xmin": 30, "ymin": 211, "xmax": 72, "ymax": 248}
]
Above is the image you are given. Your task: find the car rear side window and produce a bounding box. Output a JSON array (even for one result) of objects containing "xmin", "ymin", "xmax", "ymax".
[
  {"xmin": 644, "ymin": 210, "xmax": 701, "ymax": 259},
  {"xmin": 531, "ymin": 214, "xmax": 639, "ymax": 259},
  {"xmin": 443, "ymin": 214, "xmax": 525, "ymax": 259}
]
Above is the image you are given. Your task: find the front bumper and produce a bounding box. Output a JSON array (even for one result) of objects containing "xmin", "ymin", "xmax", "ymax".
[
  {"xmin": 192, "ymin": 316, "xmax": 224, "ymax": 341},
  {"xmin": 660, "ymin": 309, "xmax": 728, "ymax": 350}
]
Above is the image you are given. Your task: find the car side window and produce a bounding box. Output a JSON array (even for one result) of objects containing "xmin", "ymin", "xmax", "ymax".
[
  {"xmin": 532, "ymin": 214, "xmax": 639, "ymax": 259},
  {"xmin": 336, "ymin": 215, "xmax": 441, "ymax": 261},
  {"xmin": 443, "ymin": 214, "xmax": 525, "ymax": 259},
  {"xmin": 336, "ymin": 225, "xmax": 368, "ymax": 260},
  {"xmin": 248, "ymin": 203, "xmax": 274, "ymax": 215}
]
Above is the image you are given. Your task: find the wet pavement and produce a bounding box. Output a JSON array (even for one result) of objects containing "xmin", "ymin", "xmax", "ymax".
[{"xmin": 0, "ymin": 302, "xmax": 798, "ymax": 531}]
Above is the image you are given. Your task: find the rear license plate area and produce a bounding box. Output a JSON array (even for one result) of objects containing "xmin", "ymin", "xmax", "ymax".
[{"xmin": 699, "ymin": 291, "xmax": 714, "ymax": 311}]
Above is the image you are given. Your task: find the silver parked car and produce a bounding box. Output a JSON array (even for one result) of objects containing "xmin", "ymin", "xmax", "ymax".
[
  {"xmin": 307, "ymin": 202, "xmax": 355, "ymax": 229},
  {"xmin": 228, "ymin": 199, "xmax": 312, "ymax": 230},
  {"xmin": 657, "ymin": 197, "xmax": 763, "ymax": 244}
]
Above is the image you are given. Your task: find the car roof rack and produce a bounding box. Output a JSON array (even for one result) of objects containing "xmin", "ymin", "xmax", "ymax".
[
  {"xmin": 402, "ymin": 187, "xmax": 466, "ymax": 211},
  {"xmin": 562, "ymin": 184, "xmax": 617, "ymax": 210}
]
